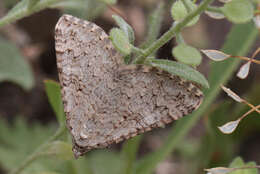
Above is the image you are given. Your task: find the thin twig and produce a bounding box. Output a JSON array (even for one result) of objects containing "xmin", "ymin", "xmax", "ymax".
[
  {"xmin": 230, "ymin": 55, "xmax": 260, "ymax": 64},
  {"xmin": 240, "ymin": 105, "xmax": 260, "ymax": 120}
]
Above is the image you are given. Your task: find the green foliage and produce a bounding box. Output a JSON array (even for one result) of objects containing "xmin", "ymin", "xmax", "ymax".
[
  {"xmin": 111, "ymin": 15, "xmax": 135, "ymax": 64},
  {"xmin": 44, "ymin": 80, "xmax": 65, "ymax": 126},
  {"xmin": 134, "ymin": 21, "xmax": 258, "ymax": 174},
  {"xmin": 229, "ymin": 157, "xmax": 258, "ymax": 174},
  {"xmin": 0, "ymin": 37, "xmax": 34, "ymax": 90},
  {"xmin": 0, "ymin": 117, "xmax": 55, "ymax": 172},
  {"xmin": 112, "ymin": 15, "xmax": 135, "ymax": 44},
  {"xmin": 0, "ymin": 0, "xmax": 259, "ymax": 174},
  {"xmin": 147, "ymin": 58, "xmax": 209, "ymax": 88},
  {"xmin": 0, "ymin": 117, "xmax": 90, "ymax": 174},
  {"xmin": 110, "ymin": 28, "xmax": 132, "ymax": 56},
  {"xmin": 172, "ymin": 43, "xmax": 202, "ymax": 66},
  {"xmin": 221, "ymin": 0, "xmax": 254, "ymax": 24},
  {"xmin": 171, "ymin": 0, "xmax": 199, "ymax": 27}
]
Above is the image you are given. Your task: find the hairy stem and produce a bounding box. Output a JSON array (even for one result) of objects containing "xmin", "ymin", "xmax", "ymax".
[
  {"xmin": 0, "ymin": 0, "xmax": 62, "ymax": 28},
  {"xmin": 134, "ymin": 0, "xmax": 214, "ymax": 64}
]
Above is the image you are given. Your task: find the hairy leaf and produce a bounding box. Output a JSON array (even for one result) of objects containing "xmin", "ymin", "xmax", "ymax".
[
  {"xmin": 112, "ymin": 15, "xmax": 135, "ymax": 44},
  {"xmin": 221, "ymin": 0, "xmax": 254, "ymax": 24},
  {"xmin": 172, "ymin": 43, "xmax": 202, "ymax": 66},
  {"xmin": 147, "ymin": 58, "xmax": 209, "ymax": 88},
  {"xmin": 171, "ymin": 0, "xmax": 199, "ymax": 27},
  {"xmin": 110, "ymin": 28, "xmax": 131, "ymax": 56}
]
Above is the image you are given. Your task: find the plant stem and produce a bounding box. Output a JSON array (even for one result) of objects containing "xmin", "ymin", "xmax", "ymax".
[
  {"xmin": 240, "ymin": 105, "xmax": 260, "ymax": 120},
  {"xmin": 0, "ymin": 0, "xmax": 62, "ymax": 28},
  {"xmin": 242, "ymin": 100, "xmax": 260, "ymax": 114},
  {"xmin": 131, "ymin": 45, "xmax": 145, "ymax": 56},
  {"xmin": 9, "ymin": 126, "xmax": 66, "ymax": 174},
  {"xmin": 134, "ymin": 0, "xmax": 214, "ymax": 64},
  {"xmin": 230, "ymin": 55, "xmax": 260, "ymax": 64},
  {"xmin": 252, "ymin": 47, "xmax": 260, "ymax": 58}
]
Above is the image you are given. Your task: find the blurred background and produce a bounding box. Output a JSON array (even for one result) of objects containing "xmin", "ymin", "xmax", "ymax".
[{"xmin": 0, "ymin": 0, "xmax": 259, "ymax": 174}]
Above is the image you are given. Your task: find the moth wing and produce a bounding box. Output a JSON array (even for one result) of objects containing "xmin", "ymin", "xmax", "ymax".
[{"xmin": 55, "ymin": 15, "xmax": 203, "ymax": 157}]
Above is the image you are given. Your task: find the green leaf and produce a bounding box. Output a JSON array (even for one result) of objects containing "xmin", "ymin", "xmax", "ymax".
[
  {"xmin": 110, "ymin": 28, "xmax": 131, "ymax": 56},
  {"xmin": 112, "ymin": 15, "xmax": 135, "ymax": 44},
  {"xmin": 229, "ymin": 157, "xmax": 244, "ymax": 168},
  {"xmin": 229, "ymin": 157, "xmax": 258, "ymax": 174},
  {"xmin": 147, "ymin": 58, "xmax": 209, "ymax": 88},
  {"xmin": 171, "ymin": 0, "xmax": 199, "ymax": 27},
  {"xmin": 221, "ymin": 0, "xmax": 254, "ymax": 24},
  {"xmin": 0, "ymin": 36, "xmax": 34, "ymax": 90},
  {"xmin": 172, "ymin": 43, "xmax": 202, "ymax": 66},
  {"xmin": 44, "ymin": 80, "xmax": 65, "ymax": 126},
  {"xmin": 43, "ymin": 141, "xmax": 73, "ymax": 160},
  {"xmin": 244, "ymin": 162, "xmax": 258, "ymax": 174}
]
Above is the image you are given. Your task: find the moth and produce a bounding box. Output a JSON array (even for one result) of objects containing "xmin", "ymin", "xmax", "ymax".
[{"xmin": 55, "ymin": 14, "xmax": 203, "ymax": 157}]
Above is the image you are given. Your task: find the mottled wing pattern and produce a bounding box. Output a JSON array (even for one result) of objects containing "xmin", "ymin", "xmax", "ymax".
[{"xmin": 55, "ymin": 15, "xmax": 203, "ymax": 157}]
